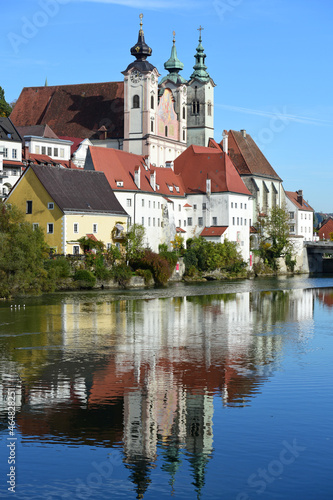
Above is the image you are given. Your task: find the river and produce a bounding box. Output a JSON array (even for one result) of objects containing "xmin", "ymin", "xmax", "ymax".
[{"xmin": 0, "ymin": 275, "xmax": 332, "ymax": 499}]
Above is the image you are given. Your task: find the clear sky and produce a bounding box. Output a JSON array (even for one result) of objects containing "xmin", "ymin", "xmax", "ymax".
[{"xmin": 2, "ymin": 0, "xmax": 333, "ymax": 212}]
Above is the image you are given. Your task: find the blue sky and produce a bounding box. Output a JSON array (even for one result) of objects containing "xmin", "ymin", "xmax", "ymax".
[{"xmin": 2, "ymin": 0, "xmax": 333, "ymax": 212}]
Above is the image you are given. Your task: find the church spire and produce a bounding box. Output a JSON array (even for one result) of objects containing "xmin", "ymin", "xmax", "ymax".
[
  {"xmin": 160, "ymin": 31, "xmax": 187, "ymax": 85},
  {"xmin": 130, "ymin": 13, "xmax": 152, "ymax": 62},
  {"xmin": 190, "ymin": 26, "xmax": 211, "ymax": 82}
]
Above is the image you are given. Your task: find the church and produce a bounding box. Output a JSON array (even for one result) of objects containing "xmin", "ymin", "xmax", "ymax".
[{"xmin": 11, "ymin": 15, "xmax": 216, "ymax": 167}]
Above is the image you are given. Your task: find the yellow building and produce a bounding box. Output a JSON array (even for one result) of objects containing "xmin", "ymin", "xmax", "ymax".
[{"xmin": 7, "ymin": 164, "xmax": 128, "ymax": 254}]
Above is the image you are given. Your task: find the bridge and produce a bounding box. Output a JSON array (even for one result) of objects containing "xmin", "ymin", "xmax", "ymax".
[{"xmin": 304, "ymin": 241, "xmax": 333, "ymax": 273}]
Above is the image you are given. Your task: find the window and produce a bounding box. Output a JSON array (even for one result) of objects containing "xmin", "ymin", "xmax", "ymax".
[
  {"xmin": 128, "ymin": 217, "xmax": 132, "ymax": 226},
  {"xmin": 237, "ymin": 217, "xmax": 239, "ymax": 225},
  {"xmin": 178, "ymin": 204, "xmax": 181, "ymax": 212},
  {"xmin": 240, "ymin": 203, "xmax": 243, "ymax": 209},
  {"xmin": 231, "ymin": 202, "xmax": 233, "ymax": 208},
  {"xmin": 183, "ymin": 130, "xmax": 186, "ymax": 141},
  {"xmin": 153, "ymin": 201, "xmax": 155, "ymax": 208},
  {"xmin": 158, "ymin": 202, "xmax": 160, "ymax": 209},
  {"xmin": 192, "ymin": 100, "xmax": 200, "ymax": 114},
  {"xmin": 202, "ymin": 203, "xmax": 206, "ymax": 210},
  {"xmin": 149, "ymin": 200, "xmax": 151, "ymax": 208},
  {"xmin": 12, "ymin": 170, "xmax": 17, "ymax": 176},
  {"xmin": 212, "ymin": 217, "xmax": 217, "ymax": 225},
  {"xmin": 241, "ymin": 218, "xmax": 243, "ymax": 225},
  {"xmin": 73, "ymin": 245, "xmax": 80, "ymax": 255},
  {"xmin": 47, "ymin": 147, "xmax": 52, "ymax": 156},
  {"xmin": 133, "ymin": 95, "xmax": 140, "ymax": 108},
  {"xmin": 232, "ymin": 217, "xmax": 235, "ymax": 225},
  {"xmin": 32, "ymin": 223, "xmax": 39, "ymax": 231},
  {"xmin": 158, "ymin": 218, "xmax": 160, "ymax": 227},
  {"xmin": 193, "ymin": 204, "xmax": 197, "ymax": 210},
  {"xmin": 47, "ymin": 223, "xmax": 54, "ymax": 234},
  {"xmin": 48, "ymin": 202, "xmax": 54, "ymax": 210},
  {"xmin": 106, "ymin": 243, "xmax": 112, "ymax": 250},
  {"xmin": 184, "ymin": 220, "xmax": 186, "ymax": 227},
  {"xmin": 142, "ymin": 217, "xmax": 144, "ymax": 225},
  {"xmin": 126, "ymin": 198, "xmax": 132, "ymax": 207},
  {"xmin": 305, "ymin": 213, "xmax": 307, "ymax": 219},
  {"xmin": 244, "ymin": 219, "xmax": 247, "ymax": 225},
  {"xmin": 12, "ymin": 149, "xmax": 17, "ymax": 159},
  {"xmin": 26, "ymin": 200, "xmax": 32, "ymax": 214},
  {"xmin": 42, "ymin": 146, "xmax": 46, "ymax": 155},
  {"xmin": 60, "ymin": 149, "xmax": 64, "ymax": 158},
  {"xmin": 301, "ymin": 213, "xmax": 303, "ymax": 219},
  {"xmin": 2, "ymin": 148, "xmax": 8, "ymax": 158},
  {"xmin": 35, "ymin": 146, "xmax": 40, "ymax": 154},
  {"xmin": 289, "ymin": 212, "xmax": 294, "ymax": 219},
  {"xmin": 182, "ymin": 106, "xmax": 186, "ymax": 120},
  {"xmin": 151, "ymin": 95, "xmax": 154, "ymax": 109},
  {"xmin": 165, "ymin": 126, "xmax": 168, "ymax": 137},
  {"xmin": 207, "ymin": 101, "xmax": 212, "ymax": 116},
  {"xmin": 142, "ymin": 199, "xmax": 145, "ymax": 207},
  {"xmin": 245, "ymin": 203, "xmax": 247, "ymax": 209},
  {"xmin": 235, "ymin": 203, "xmax": 237, "ymax": 208},
  {"xmin": 179, "ymin": 220, "xmax": 181, "ymax": 227},
  {"xmin": 73, "ymin": 223, "xmax": 79, "ymax": 233},
  {"xmin": 198, "ymin": 217, "xmax": 203, "ymax": 227},
  {"xmin": 153, "ymin": 218, "xmax": 155, "ymax": 226},
  {"xmin": 54, "ymin": 148, "xmax": 58, "ymax": 157},
  {"xmin": 290, "ymin": 225, "xmax": 295, "ymax": 233},
  {"xmin": 115, "ymin": 242, "xmax": 120, "ymax": 250},
  {"xmin": 148, "ymin": 217, "xmax": 151, "ymax": 226},
  {"xmin": 116, "ymin": 181, "xmax": 123, "ymax": 187},
  {"xmin": 151, "ymin": 120, "xmax": 154, "ymax": 132},
  {"xmin": 93, "ymin": 224, "xmax": 97, "ymax": 233},
  {"xmin": 187, "ymin": 217, "xmax": 192, "ymax": 226}
]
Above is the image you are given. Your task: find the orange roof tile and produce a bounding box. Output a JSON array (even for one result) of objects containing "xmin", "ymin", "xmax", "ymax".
[
  {"xmin": 174, "ymin": 145, "xmax": 252, "ymax": 196},
  {"xmin": 200, "ymin": 226, "xmax": 228, "ymax": 237},
  {"xmin": 87, "ymin": 146, "xmax": 186, "ymax": 196},
  {"xmin": 285, "ymin": 191, "xmax": 314, "ymax": 212}
]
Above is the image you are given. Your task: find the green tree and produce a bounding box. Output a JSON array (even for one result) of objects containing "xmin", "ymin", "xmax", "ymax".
[
  {"xmin": 0, "ymin": 87, "xmax": 12, "ymax": 117},
  {"xmin": 0, "ymin": 202, "xmax": 51, "ymax": 297},
  {"xmin": 255, "ymin": 206, "xmax": 295, "ymax": 271},
  {"xmin": 124, "ymin": 224, "xmax": 145, "ymax": 262}
]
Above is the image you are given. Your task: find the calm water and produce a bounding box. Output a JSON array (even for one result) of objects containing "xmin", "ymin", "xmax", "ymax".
[{"xmin": 0, "ymin": 275, "xmax": 333, "ymax": 499}]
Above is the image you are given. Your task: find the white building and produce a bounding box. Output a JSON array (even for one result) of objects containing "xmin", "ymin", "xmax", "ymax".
[
  {"xmin": 0, "ymin": 117, "xmax": 23, "ymax": 198},
  {"xmin": 285, "ymin": 189, "xmax": 314, "ymax": 241}
]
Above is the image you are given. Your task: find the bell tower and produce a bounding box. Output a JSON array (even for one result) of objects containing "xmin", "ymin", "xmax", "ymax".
[
  {"xmin": 122, "ymin": 14, "xmax": 159, "ymax": 156},
  {"xmin": 187, "ymin": 26, "xmax": 216, "ymax": 147}
]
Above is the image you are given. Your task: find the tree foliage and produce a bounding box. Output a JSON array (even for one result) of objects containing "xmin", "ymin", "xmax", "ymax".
[
  {"xmin": 0, "ymin": 87, "xmax": 12, "ymax": 117},
  {"xmin": 0, "ymin": 202, "xmax": 51, "ymax": 297},
  {"xmin": 255, "ymin": 206, "xmax": 295, "ymax": 271},
  {"xmin": 184, "ymin": 237, "xmax": 246, "ymax": 274},
  {"xmin": 124, "ymin": 224, "xmax": 145, "ymax": 261}
]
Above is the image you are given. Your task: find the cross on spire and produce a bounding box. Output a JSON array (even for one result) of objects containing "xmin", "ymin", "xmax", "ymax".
[
  {"xmin": 139, "ymin": 13, "xmax": 143, "ymax": 31},
  {"xmin": 173, "ymin": 30, "xmax": 176, "ymax": 43},
  {"xmin": 198, "ymin": 25, "xmax": 204, "ymax": 39}
]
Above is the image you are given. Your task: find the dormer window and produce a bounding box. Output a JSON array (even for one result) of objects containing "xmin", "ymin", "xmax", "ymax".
[
  {"xmin": 168, "ymin": 185, "xmax": 174, "ymax": 192},
  {"xmin": 116, "ymin": 180, "xmax": 124, "ymax": 187},
  {"xmin": 133, "ymin": 95, "xmax": 140, "ymax": 108},
  {"xmin": 175, "ymin": 186, "xmax": 180, "ymax": 192}
]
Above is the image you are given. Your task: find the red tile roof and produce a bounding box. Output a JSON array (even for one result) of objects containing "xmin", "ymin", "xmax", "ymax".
[
  {"xmin": 208, "ymin": 138, "xmax": 222, "ymax": 150},
  {"xmin": 3, "ymin": 160, "xmax": 24, "ymax": 167},
  {"xmin": 86, "ymin": 234, "xmax": 98, "ymax": 241},
  {"xmin": 16, "ymin": 124, "xmax": 59, "ymax": 139},
  {"xmin": 226, "ymin": 130, "xmax": 281, "ymax": 180},
  {"xmin": 58, "ymin": 136, "xmax": 86, "ymax": 155},
  {"xmin": 176, "ymin": 227, "xmax": 186, "ymax": 233},
  {"xmin": 10, "ymin": 82, "xmax": 124, "ymax": 140},
  {"xmin": 87, "ymin": 146, "xmax": 186, "ymax": 196},
  {"xmin": 174, "ymin": 145, "xmax": 252, "ymax": 196},
  {"xmin": 318, "ymin": 217, "xmax": 333, "ymax": 240},
  {"xmin": 285, "ymin": 191, "xmax": 314, "ymax": 212},
  {"xmin": 200, "ymin": 226, "xmax": 228, "ymax": 237}
]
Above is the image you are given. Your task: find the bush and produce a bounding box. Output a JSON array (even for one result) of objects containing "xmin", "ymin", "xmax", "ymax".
[
  {"xmin": 110, "ymin": 264, "xmax": 132, "ymax": 288},
  {"xmin": 45, "ymin": 257, "xmax": 71, "ymax": 279},
  {"xmin": 73, "ymin": 269, "xmax": 96, "ymax": 289},
  {"xmin": 131, "ymin": 249, "xmax": 171, "ymax": 286},
  {"xmin": 135, "ymin": 268, "xmax": 153, "ymax": 285}
]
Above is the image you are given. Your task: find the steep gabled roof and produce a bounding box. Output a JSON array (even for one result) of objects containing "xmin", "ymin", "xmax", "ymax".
[
  {"xmin": 16, "ymin": 124, "xmax": 59, "ymax": 139},
  {"xmin": 318, "ymin": 217, "xmax": 333, "ymax": 240},
  {"xmin": 200, "ymin": 226, "xmax": 228, "ymax": 237},
  {"xmin": 174, "ymin": 145, "xmax": 252, "ymax": 196},
  {"xmin": 285, "ymin": 191, "xmax": 314, "ymax": 212},
  {"xmin": 0, "ymin": 117, "xmax": 22, "ymax": 142},
  {"xmin": 226, "ymin": 130, "xmax": 282, "ymax": 180},
  {"xmin": 10, "ymin": 82, "xmax": 124, "ymax": 140},
  {"xmin": 29, "ymin": 164, "xmax": 127, "ymax": 214},
  {"xmin": 86, "ymin": 146, "xmax": 186, "ymax": 196}
]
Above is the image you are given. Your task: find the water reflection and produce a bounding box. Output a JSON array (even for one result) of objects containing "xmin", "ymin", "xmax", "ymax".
[{"xmin": 0, "ymin": 288, "xmax": 317, "ymax": 498}]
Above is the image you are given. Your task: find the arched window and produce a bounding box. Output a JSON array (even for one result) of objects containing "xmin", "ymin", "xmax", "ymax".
[
  {"xmin": 151, "ymin": 95, "xmax": 154, "ymax": 109},
  {"xmin": 133, "ymin": 95, "xmax": 140, "ymax": 108},
  {"xmin": 183, "ymin": 130, "xmax": 186, "ymax": 141},
  {"xmin": 165, "ymin": 126, "xmax": 168, "ymax": 137},
  {"xmin": 151, "ymin": 120, "xmax": 154, "ymax": 132},
  {"xmin": 208, "ymin": 101, "xmax": 212, "ymax": 116},
  {"xmin": 192, "ymin": 100, "xmax": 199, "ymax": 115},
  {"xmin": 182, "ymin": 106, "xmax": 186, "ymax": 119}
]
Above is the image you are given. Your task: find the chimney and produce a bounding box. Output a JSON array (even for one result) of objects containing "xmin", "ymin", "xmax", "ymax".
[
  {"xmin": 134, "ymin": 166, "xmax": 141, "ymax": 189},
  {"xmin": 241, "ymin": 129, "xmax": 246, "ymax": 138},
  {"xmin": 150, "ymin": 170, "xmax": 156, "ymax": 191},
  {"xmin": 297, "ymin": 189, "xmax": 303, "ymax": 205},
  {"xmin": 144, "ymin": 155, "xmax": 150, "ymax": 170},
  {"xmin": 222, "ymin": 130, "xmax": 228, "ymax": 154},
  {"xmin": 206, "ymin": 177, "xmax": 211, "ymax": 196}
]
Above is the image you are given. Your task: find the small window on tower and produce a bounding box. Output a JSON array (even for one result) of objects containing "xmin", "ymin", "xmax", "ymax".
[
  {"xmin": 165, "ymin": 126, "xmax": 168, "ymax": 137},
  {"xmin": 151, "ymin": 120, "xmax": 154, "ymax": 132},
  {"xmin": 133, "ymin": 95, "xmax": 140, "ymax": 108},
  {"xmin": 182, "ymin": 106, "xmax": 186, "ymax": 119},
  {"xmin": 151, "ymin": 95, "xmax": 154, "ymax": 109},
  {"xmin": 192, "ymin": 100, "xmax": 200, "ymax": 115},
  {"xmin": 208, "ymin": 101, "xmax": 212, "ymax": 116}
]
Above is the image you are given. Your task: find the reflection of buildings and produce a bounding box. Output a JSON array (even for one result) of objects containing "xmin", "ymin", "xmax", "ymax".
[{"xmin": 1, "ymin": 287, "xmax": 316, "ymax": 498}]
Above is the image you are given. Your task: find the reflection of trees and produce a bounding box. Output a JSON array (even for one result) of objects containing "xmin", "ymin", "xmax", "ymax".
[{"xmin": 0, "ymin": 287, "xmax": 317, "ymax": 498}]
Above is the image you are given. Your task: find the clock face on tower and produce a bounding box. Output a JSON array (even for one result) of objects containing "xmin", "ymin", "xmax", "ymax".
[{"xmin": 130, "ymin": 70, "xmax": 142, "ymax": 83}]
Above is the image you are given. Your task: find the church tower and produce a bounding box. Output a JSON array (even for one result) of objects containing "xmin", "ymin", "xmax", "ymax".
[
  {"xmin": 187, "ymin": 27, "xmax": 216, "ymax": 147},
  {"xmin": 122, "ymin": 14, "xmax": 160, "ymax": 157}
]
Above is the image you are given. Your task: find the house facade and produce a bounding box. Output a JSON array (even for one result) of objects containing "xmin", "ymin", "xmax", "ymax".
[
  {"xmin": 285, "ymin": 190, "xmax": 314, "ymax": 241},
  {"xmin": 6, "ymin": 165, "xmax": 128, "ymax": 254},
  {"xmin": 0, "ymin": 118, "xmax": 24, "ymax": 198}
]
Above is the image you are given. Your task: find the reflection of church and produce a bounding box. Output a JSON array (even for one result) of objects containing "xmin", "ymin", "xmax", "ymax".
[{"xmin": 122, "ymin": 15, "xmax": 215, "ymax": 167}]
